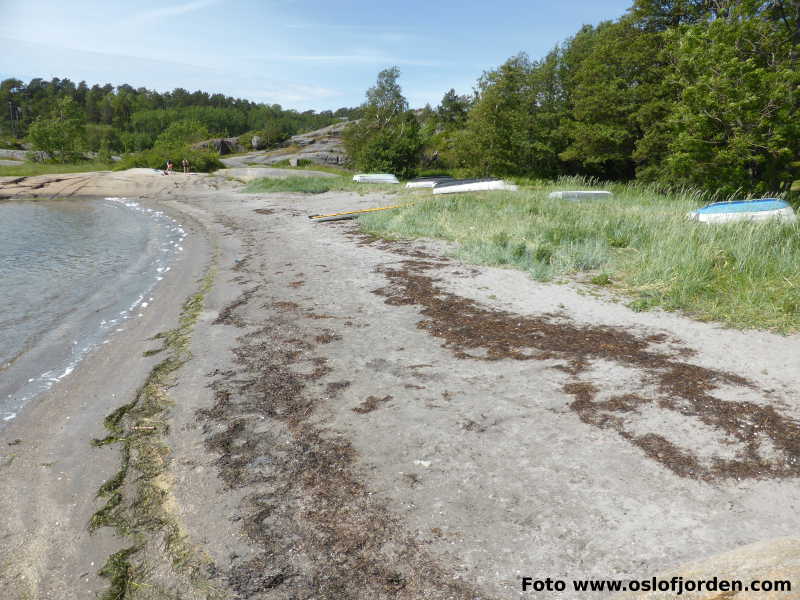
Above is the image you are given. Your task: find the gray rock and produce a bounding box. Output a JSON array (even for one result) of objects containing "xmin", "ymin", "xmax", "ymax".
[
  {"xmin": 220, "ymin": 121, "xmax": 351, "ymax": 169},
  {"xmin": 192, "ymin": 137, "xmax": 245, "ymax": 155},
  {"xmin": 0, "ymin": 149, "xmax": 28, "ymax": 161}
]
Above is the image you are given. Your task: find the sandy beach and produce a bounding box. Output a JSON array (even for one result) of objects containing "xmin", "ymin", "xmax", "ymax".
[{"xmin": 1, "ymin": 168, "xmax": 799, "ymax": 599}]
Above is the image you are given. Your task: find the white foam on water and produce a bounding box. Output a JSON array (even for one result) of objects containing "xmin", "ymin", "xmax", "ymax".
[{"xmin": 129, "ymin": 294, "xmax": 145, "ymax": 311}]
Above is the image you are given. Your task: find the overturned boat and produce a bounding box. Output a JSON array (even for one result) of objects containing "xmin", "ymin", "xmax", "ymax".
[
  {"xmin": 548, "ymin": 190, "xmax": 613, "ymax": 200},
  {"xmin": 352, "ymin": 173, "xmax": 399, "ymax": 184},
  {"xmin": 432, "ymin": 178, "xmax": 518, "ymax": 195},
  {"xmin": 688, "ymin": 198, "xmax": 797, "ymax": 224},
  {"xmin": 405, "ymin": 176, "xmax": 454, "ymax": 189}
]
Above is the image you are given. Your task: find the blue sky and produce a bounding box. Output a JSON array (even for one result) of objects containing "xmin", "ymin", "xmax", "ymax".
[{"xmin": 1, "ymin": 0, "xmax": 633, "ymax": 111}]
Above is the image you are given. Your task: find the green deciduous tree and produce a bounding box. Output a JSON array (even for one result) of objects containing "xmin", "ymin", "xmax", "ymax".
[
  {"xmin": 27, "ymin": 97, "xmax": 87, "ymax": 162},
  {"xmin": 343, "ymin": 67, "xmax": 422, "ymax": 178},
  {"xmin": 658, "ymin": 1, "xmax": 800, "ymax": 194},
  {"xmin": 559, "ymin": 20, "xmax": 670, "ymax": 179},
  {"xmin": 454, "ymin": 52, "xmax": 568, "ymax": 178},
  {"xmin": 437, "ymin": 89, "xmax": 471, "ymax": 129}
]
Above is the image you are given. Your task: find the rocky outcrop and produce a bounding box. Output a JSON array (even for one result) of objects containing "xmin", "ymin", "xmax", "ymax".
[
  {"xmin": 192, "ymin": 137, "xmax": 245, "ymax": 155},
  {"xmin": 613, "ymin": 538, "xmax": 800, "ymax": 600},
  {"xmin": 270, "ymin": 120, "xmax": 350, "ymax": 166},
  {"xmin": 218, "ymin": 121, "xmax": 351, "ymax": 169}
]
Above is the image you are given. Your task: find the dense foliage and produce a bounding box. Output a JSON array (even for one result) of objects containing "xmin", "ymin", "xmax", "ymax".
[
  {"xmin": 419, "ymin": 0, "xmax": 799, "ymax": 194},
  {"xmin": 343, "ymin": 67, "xmax": 423, "ymax": 179},
  {"xmin": 0, "ymin": 77, "xmax": 361, "ymax": 166}
]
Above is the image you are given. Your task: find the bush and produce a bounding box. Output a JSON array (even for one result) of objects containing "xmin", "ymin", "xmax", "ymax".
[
  {"xmin": 344, "ymin": 114, "xmax": 422, "ymax": 179},
  {"xmin": 27, "ymin": 98, "xmax": 87, "ymax": 163},
  {"xmin": 114, "ymin": 146, "xmax": 223, "ymax": 172},
  {"xmin": 154, "ymin": 120, "xmax": 209, "ymax": 150}
]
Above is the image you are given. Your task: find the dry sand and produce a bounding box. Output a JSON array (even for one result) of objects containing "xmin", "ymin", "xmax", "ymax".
[{"xmin": 1, "ymin": 168, "xmax": 799, "ymax": 599}]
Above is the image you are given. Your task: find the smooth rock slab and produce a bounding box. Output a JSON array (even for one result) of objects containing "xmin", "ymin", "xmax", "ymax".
[{"xmin": 613, "ymin": 537, "xmax": 800, "ymax": 599}]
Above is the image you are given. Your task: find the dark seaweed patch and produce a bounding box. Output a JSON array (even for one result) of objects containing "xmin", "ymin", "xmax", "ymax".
[{"xmin": 370, "ymin": 257, "xmax": 800, "ymax": 482}]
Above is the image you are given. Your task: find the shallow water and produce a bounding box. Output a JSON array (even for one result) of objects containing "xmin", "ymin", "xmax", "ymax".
[{"xmin": 0, "ymin": 197, "xmax": 184, "ymax": 427}]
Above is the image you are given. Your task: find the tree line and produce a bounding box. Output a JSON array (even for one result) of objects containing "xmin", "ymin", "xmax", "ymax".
[
  {"xmin": 346, "ymin": 0, "xmax": 799, "ymax": 195},
  {"xmin": 0, "ymin": 76, "xmax": 361, "ymax": 161}
]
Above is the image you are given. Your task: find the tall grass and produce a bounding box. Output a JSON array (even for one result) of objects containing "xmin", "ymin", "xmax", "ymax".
[
  {"xmin": 358, "ymin": 179, "xmax": 800, "ymax": 332},
  {"xmin": 242, "ymin": 175, "xmax": 403, "ymax": 195},
  {"xmin": 265, "ymin": 158, "xmax": 353, "ymax": 176},
  {"xmin": 0, "ymin": 160, "xmax": 114, "ymax": 177},
  {"xmin": 243, "ymin": 175, "xmax": 337, "ymax": 194}
]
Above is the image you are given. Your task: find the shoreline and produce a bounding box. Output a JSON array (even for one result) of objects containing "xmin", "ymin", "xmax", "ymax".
[
  {"xmin": 0, "ymin": 195, "xmax": 187, "ymax": 429},
  {"xmin": 0, "ymin": 194, "xmax": 213, "ymax": 599}
]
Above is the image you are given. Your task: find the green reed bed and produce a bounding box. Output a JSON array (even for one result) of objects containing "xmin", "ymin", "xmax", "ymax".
[
  {"xmin": 243, "ymin": 175, "xmax": 403, "ymax": 196},
  {"xmin": 359, "ymin": 179, "xmax": 800, "ymax": 332}
]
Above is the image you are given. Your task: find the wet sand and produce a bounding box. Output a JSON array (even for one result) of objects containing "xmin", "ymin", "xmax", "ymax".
[{"xmin": 1, "ymin": 169, "xmax": 799, "ymax": 599}]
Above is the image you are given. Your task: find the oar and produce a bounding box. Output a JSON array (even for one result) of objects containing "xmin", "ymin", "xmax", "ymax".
[{"xmin": 309, "ymin": 203, "xmax": 411, "ymax": 222}]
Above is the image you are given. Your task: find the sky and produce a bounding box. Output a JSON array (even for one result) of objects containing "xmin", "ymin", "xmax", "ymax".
[{"xmin": 0, "ymin": 0, "xmax": 633, "ymax": 112}]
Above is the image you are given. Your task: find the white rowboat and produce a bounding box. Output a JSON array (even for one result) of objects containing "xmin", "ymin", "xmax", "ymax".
[
  {"xmin": 405, "ymin": 176, "xmax": 454, "ymax": 189},
  {"xmin": 352, "ymin": 173, "xmax": 399, "ymax": 184},
  {"xmin": 432, "ymin": 178, "xmax": 518, "ymax": 195}
]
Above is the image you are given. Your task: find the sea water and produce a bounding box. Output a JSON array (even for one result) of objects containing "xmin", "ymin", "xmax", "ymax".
[{"xmin": 0, "ymin": 197, "xmax": 185, "ymax": 428}]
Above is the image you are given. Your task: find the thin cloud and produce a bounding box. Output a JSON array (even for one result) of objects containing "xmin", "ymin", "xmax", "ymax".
[{"xmin": 130, "ymin": 0, "xmax": 220, "ymax": 23}]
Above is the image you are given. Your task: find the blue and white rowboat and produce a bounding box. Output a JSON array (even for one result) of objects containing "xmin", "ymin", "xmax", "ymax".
[{"xmin": 688, "ymin": 198, "xmax": 796, "ymax": 224}]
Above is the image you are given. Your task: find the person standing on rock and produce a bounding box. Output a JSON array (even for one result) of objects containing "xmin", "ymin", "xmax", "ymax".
[{"xmin": 182, "ymin": 158, "xmax": 189, "ymax": 173}]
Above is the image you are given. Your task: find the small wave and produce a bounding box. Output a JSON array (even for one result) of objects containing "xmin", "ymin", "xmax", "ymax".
[{"xmin": 0, "ymin": 196, "xmax": 187, "ymax": 429}]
